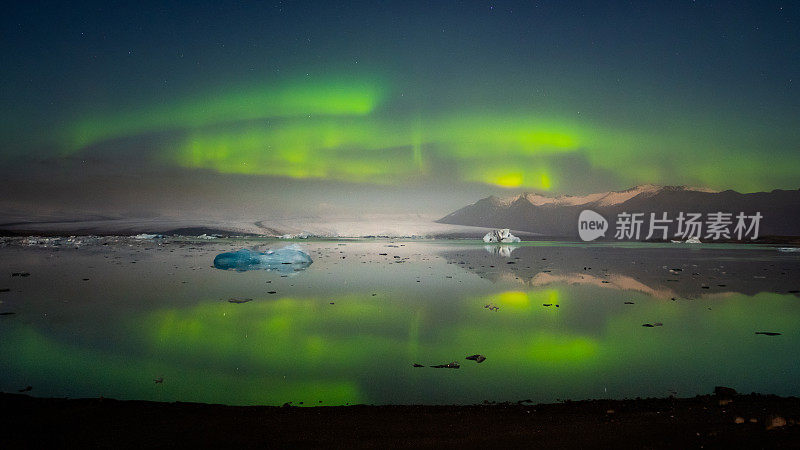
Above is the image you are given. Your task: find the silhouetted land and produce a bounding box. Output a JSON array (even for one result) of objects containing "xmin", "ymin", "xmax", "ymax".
[{"xmin": 2, "ymin": 392, "xmax": 800, "ymax": 448}]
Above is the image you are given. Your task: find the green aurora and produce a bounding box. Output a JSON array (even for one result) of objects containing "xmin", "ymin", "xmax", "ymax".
[
  {"xmin": 55, "ymin": 75, "xmax": 799, "ymax": 193},
  {"xmin": 3, "ymin": 0, "xmax": 799, "ymax": 212}
]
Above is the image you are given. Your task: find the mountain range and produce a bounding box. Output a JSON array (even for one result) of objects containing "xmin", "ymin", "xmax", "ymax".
[{"xmin": 437, "ymin": 184, "xmax": 800, "ymax": 240}]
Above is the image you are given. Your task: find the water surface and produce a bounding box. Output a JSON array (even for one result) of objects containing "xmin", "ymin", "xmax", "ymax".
[{"xmin": 1, "ymin": 238, "xmax": 798, "ymax": 405}]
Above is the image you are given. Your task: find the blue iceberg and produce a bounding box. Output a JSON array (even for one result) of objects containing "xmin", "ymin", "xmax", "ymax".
[{"xmin": 213, "ymin": 245, "xmax": 313, "ymax": 273}]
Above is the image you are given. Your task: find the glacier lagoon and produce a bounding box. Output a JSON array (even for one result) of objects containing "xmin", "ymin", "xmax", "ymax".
[{"xmin": 0, "ymin": 238, "xmax": 799, "ymax": 406}]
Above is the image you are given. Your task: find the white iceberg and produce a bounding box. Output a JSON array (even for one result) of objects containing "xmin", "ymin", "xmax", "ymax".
[
  {"xmin": 671, "ymin": 237, "xmax": 702, "ymax": 244},
  {"xmin": 482, "ymin": 228, "xmax": 521, "ymax": 243},
  {"xmin": 133, "ymin": 233, "xmax": 163, "ymax": 240},
  {"xmin": 278, "ymin": 231, "xmax": 312, "ymax": 239}
]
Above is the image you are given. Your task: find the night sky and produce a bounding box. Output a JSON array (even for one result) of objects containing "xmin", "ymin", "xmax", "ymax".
[{"xmin": 2, "ymin": 1, "xmax": 799, "ymax": 221}]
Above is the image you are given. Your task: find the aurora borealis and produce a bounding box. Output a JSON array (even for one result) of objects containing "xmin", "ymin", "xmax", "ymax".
[{"xmin": 2, "ymin": 1, "xmax": 799, "ymax": 219}]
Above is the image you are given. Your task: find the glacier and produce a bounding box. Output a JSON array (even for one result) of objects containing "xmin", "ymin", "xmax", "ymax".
[{"xmin": 213, "ymin": 245, "xmax": 313, "ymax": 272}]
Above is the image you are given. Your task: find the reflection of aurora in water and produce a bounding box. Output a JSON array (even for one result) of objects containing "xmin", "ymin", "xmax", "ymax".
[{"xmin": 1, "ymin": 240, "xmax": 799, "ymax": 405}]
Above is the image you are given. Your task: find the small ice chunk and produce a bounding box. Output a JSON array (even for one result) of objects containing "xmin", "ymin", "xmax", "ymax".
[
  {"xmin": 778, "ymin": 247, "xmax": 800, "ymax": 252},
  {"xmin": 671, "ymin": 237, "xmax": 702, "ymax": 244},
  {"xmin": 213, "ymin": 245, "xmax": 313, "ymax": 272},
  {"xmin": 133, "ymin": 233, "xmax": 163, "ymax": 240},
  {"xmin": 483, "ymin": 228, "xmax": 521, "ymax": 243},
  {"xmin": 279, "ymin": 231, "xmax": 312, "ymax": 239}
]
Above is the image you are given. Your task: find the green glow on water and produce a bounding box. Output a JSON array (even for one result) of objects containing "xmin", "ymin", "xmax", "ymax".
[{"xmin": 2, "ymin": 267, "xmax": 799, "ymax": 406}]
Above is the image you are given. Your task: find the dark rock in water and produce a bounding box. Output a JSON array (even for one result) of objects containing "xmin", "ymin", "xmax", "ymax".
[
  {"xmin": 484, "ymin": 304, "xmax": 500, "ymax": 312},
  {"xmin": 267, "ymin": 291, "xmax": 277, "ymax": 294},
  {"xmin": 412, "ymin": 363, "xmax": 425, "ymax": 368},
  {"xmin": 642, "ymin": 323, "xmax": 654, "ymax": 327},
  {"xmin": 227, "ymin": 298, "xmax": 252, "ymax": 304},
  {"xmin": 0, "ymin": 288, "xmax": 10, "ymax": 292},
  {"xmin": 642, "ymin": 323, "xmax": 663, "ymax": 327},
  {"xmin": 542, "ymin": 303, "xmax": 552, "ymax": 307},
  {"xmin": 11, "ymin": 272, "xmax": 30, "ymax": 277},
  {"xmin": 17, "ymin": 386, "xmax": 32, "ymax": 392},
  {"xmin": 431, "ymin": 361, "xmax": 460, "ymax": 369},
  {"xmin": 154, "ymin": 377, "xmax": 163, "ymax": 384},
  {"xmin": 624, "ymin": 301, "xmax": 635, "ymax": 304},
  {"xmin": 714, "ymin": 386, "xmax": 737, "ymax": 397},
  {"xmin": 466, "ymin": 354, "xmax": 487, "ymax": 363},
  {"xmin": 0, "ymin": 312, "xmax": 15, "ymax": 316},
  {"xmin": 755, "ymin": 331, "xmax": 782, "ymax": 336}
]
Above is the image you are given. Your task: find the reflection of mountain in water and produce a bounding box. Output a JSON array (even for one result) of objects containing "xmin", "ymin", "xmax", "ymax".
[{"xmin": 442, "ymin": 245, "xmax": 800, "ymax": 299}]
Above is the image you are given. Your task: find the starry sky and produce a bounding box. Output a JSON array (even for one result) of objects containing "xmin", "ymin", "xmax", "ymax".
[{"xmin": 2, "ymin": 1, "xmax": 799, "ymax": 221}]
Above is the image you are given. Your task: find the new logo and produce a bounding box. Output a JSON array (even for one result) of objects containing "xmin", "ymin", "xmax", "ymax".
[{"xmin": 578, "ymin": 210, "xmax": 608, "ymax": 241}]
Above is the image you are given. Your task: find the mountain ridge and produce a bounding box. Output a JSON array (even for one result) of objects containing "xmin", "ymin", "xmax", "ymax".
[{"xmin": 438, "ymin": 185, "xmax": 800, "ymax": 239}]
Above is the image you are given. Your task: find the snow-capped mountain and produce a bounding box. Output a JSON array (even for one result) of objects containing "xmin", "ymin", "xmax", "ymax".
[{"xmin": 437, "ymin": 185, "xmax": 800, "ymax": 240}]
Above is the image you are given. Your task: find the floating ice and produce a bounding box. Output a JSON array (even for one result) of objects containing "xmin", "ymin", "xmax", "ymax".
[
  {"xmin": 213, "ymin": 245, "xmax": 313, "ymax": 272},
  {"xmin": 133, "ymin": 233, "xmax": 163, "ymax": 240},
  {"xmin": 778, "ymin": 247, "xmax": 800, "ymax": 253},
  {"xmin": 671, "ymin": 237, "xmax": 702, "ymax": 244},
  {"xmin": 17, "ymin": 236, "xmax": 105, "ymax": 247},
  {"xmin": 278, "ymin": 231, "xmax": 312, "ymax": 239},
  {"xmin": 482, "ymin": 228, "xmax": 521, "ymax": 243}
]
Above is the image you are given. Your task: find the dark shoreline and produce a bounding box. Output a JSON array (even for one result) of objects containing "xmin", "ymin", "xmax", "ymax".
[{"xmin": 2, "ymin": 392, "xmax": 800, "ymax": 448}]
